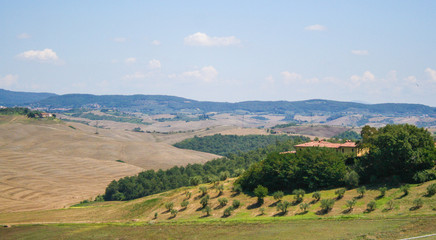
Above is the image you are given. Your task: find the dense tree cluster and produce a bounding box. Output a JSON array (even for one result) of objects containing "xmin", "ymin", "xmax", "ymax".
[
  {"xmin": 173, "ymin": 134, "xmax": 302, "ymax": 156},
  {"xmin": 332, "ymin": 130, "xmax": 362, "ymax": 141},
  {"xmin": 356, "ymin": 124, "xmax": 436, "ymax": 182},
  {"xmin": 0, "ymin": 107, "xmax": 42, "ymax": 118},
  {"xmin": 104, "ymin": 135, "xmax": 309, "ymax": 201},
  {"xmin": 236, "ymin": 148, "xmax": 347, "ymax": 192}
]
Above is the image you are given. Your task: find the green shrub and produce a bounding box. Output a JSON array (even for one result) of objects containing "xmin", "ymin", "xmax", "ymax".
[
  {"xmin": 413, "ymin": 198, "xmax": 423, "ymax": 209},
  {"xmin": 223, "ymin": 206, "xmax": 234, "ymax": 216},
  {"xmin": 426, "ymin": 183, "xmax": 436, "ymax": 196},
  {"xmin": 154, "ymin": 212, "xmax": 158, "ymax": 219},
  {"xmin": 189, "ymin": 176, "xmax": 202, "ymax": 186},
  {"xmin": 216, "ymin": 184, "xmax": 224, "ymax": 195},
  {"xmin": 367, "ymin": 201, "xmax": 376, "ymax": 211},
  {"xmin": 320, "ymin": 199, "xmax": 335, "ymax": 212},
  {"xmin": 386, "ymin": 199, "xmax": 394, "ymax": 210},
  {"xmin": 232, "ymin": 200, "xmax": 241, "ymax": 209},
  {"xmin": 200, "ymin": 194, "xmax": 210, "ymax": 208},
  {"xmin": 219, "ymin": 171, "xmax": 230, "ymax": 181},
  {"xmin": 357, "ymin": 186, "xmax": 366, "ymax": 197},
  {"xmin": 335, "ymin": 188, "xmax": 346, "ymax": 199},
  {"xmin": 345, "ymin": 199, "xmax": 356, "ymax": 210},
  {"xmin": 344, "ymin": 170, "xmax": 359, "ymax": 188},
  {"xmin": 400, "ymin": 184, "xmax": 410, "ymax": 195},
  {"xmin": 293, "ymin": 189, "xmax": 305, "ymax": 203},
  {"xmin": 259, "ymin": 207, "xmax": 266, "ymax": 215},
  {"xmin": 378, "ymin": 187, "xmax": 387, "ymax": 197},
  {"xmin": 277, "ymin": 200, "xmax": 291, "ymax": 214},
  {"xmin": 299, "ymin": 202, "xmax": 310, "ymax": 212},
  {"xmin": 185, "ymin": 191, "xmax": 192, "ymax": 199},
  {"xmin": 170, "ymin": 209, "xmax": 178, "ymax": 217},
  {"xmin": 218, "ymin": 197, "xmax": 228, "ymax": 207},
  {"xmin": 273, "ymin": 191, "xmax": 284, "ymax": 201},
  {"xmin": 165, "ymin": 202, "xmax": 174, "ymax": 211},
  {"xmin": 312, "ymin": 191, "xmax": 321, "ymax": 201},
  {"xmin": 202, "ymin": 206, "xmax": 212, "ymax": 216},
  {"xmin": 181, "ymin": 200, "xmax": 189, "ymax": 208},
  {"xmin": 232, "ymin": 184, "xmax": 243, "ymax": 193},
  {"xmin": 199, "ymin": 186, "xmax": 208, "ymax": 196},
  {"xmin": 254, "ymin": 185, "xmax": 268, "ymax": 204}
]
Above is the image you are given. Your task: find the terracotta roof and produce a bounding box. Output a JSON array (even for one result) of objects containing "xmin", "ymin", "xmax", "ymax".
[{"xmin": 295, "ymin": 140, "xmax": 356, "ymax": 149}]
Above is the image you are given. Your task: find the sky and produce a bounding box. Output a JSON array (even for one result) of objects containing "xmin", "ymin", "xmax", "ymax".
[{"xmin": 1, "ymin": 1, "xmax": 436, "ymax": 106}]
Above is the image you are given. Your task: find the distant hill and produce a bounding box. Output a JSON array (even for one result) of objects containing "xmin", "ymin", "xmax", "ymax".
[
  {"xmin": 0, "ymin": 89, "xmax": 57, "ymax": 106},
  {"xmin": 2, "ymin": 89, "xmax": 435, "ymax": 117}
]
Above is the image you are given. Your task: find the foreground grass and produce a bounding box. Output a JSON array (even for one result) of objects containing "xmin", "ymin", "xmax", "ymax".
[{"xmin": 2, "ymin": 216, "xmax": 436, "ymax": 240}]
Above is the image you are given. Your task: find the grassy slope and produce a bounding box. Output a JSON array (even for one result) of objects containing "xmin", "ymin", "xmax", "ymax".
[{"xmin": 1, "ymin": 179, "xmax": 436, "ymax": 239}]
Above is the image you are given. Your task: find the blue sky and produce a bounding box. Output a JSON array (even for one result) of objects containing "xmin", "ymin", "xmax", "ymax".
[{"xmin": 1, "ymin": 1, "xmax": 436, "ymax": 106}]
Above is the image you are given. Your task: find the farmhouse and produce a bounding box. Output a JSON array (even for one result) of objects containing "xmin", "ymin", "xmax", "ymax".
[{"xmin": 294, "ymin": 140, "xmax": 365, "ymax": 156}]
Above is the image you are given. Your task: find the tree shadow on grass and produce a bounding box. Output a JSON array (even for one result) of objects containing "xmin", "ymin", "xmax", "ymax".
[
  {"xmin": 310, "ymin": 200, "xmax": 319, "ymax": 205},
  {"xmin": 396, "ymin": 193, "xmax": 408, "ymax": 199},
  {"xmin": 409, "ymin": 206, "xmax": 422, "ymax": 211},
  {"xmin": 246, "ymin": 202, "xmax": 262, "ymax": 210},
  {"xmin": 199, "ymin": 214, "xmax": 211, "ymax": 219},
  {"xmin": 353, "ymin": 195, "xmax": 363, "ymax": 200},
  {"xmin": 231, "ymin": 192, "xmax": 240, "ymax": 198},
  {"xmin": 375, "ymin": 195, "xmax": 385, "ymax": 200},
  {"xmin": 196, "ymin": 206, "xmax": 205, "ymax": 212},
  {"xmin": 179, "ymin": 207, "xmax": 187, "ymax": 212},
  {"xmin": 342, "ymin": 208, "xmax": 353, "ymax": 214},
  {"xmin": 268, "ymin": 201, "xmax": 279, "ymax": 208},
  {"xmin": 273, "ymin": 211, "xmax": 287, "ymax": 217},
  {"xmin": 295, "ymin": 210, "xmax": 308, "ymax": 215},
  {"xmin": 315, "ymin": 209, "xmax": 330, "ymax": 215}
]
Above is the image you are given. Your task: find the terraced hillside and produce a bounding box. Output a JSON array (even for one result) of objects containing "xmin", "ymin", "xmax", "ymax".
[{"xmin": 0, "ymin": 116, "xmax": 219, "ymax": 212}]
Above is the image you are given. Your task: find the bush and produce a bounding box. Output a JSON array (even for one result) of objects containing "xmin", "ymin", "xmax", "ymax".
[
  {"xmin": 223, "ymin": 206, "xmax": 234, "ymax": 216},
  {"xmin": 320, "ymin": 199, "xmax": 335, "ymax": 212},
  {"xmin": 185, "ymin": 191, "xmax": 192, "ymax": 199},
  {"xmin": 413, "ymin": 198, "xmax": 423, "ymax": 209},
  {"xmin": 378, "ymin": 187, "xmax": 387, "ymax": 197},
  {"xmin": 400, "ymin": 184, "xmax": 410, "ymax": 195},
  {"xmin": 181, "ymin": 200, "xmax": 189, "ymax": 208},
  {"xmin": 219, "ymin": 171, "xmax": 230, "ymax": 181},
  {"xmin": 190, "ymin": 176, "xmax": 202, "ymax": 186},
  {"xmin": 165, "ymin": 202, "xmax": 174, "ymax": 211},
  {"xmin": 170, "ymin": 209, "xmax": 178, "ymax": 217},
  {"xmin": 202, "ymin": 205, "xmax": 212, "ymax": 216},
  {"xmin": 277, "ymin": 200, "xmax": 291, "ymax": 214},
  {"xmin": 218, "ymin": 197, "xmax": 228, "ymax": 207},
  {"xmin": 357, "ymin": 186, "xmax": 366, "ymax": 197},
  {"xmin": 273, "ymin": 191, "xmax": 284, "ymax": 201},
  {"xmin": 216, "ymin": 184, "xmax": 225, "ymax": 195},
  {"xmin": 367, "ymin": 201, "xmax": 376, "ymax": 212},
  {"xmin": 259, "ymin": 207, "xmax": 266, "ymax": 215},
  {"xmin": 299, "ymin": 202, "xmax": 310, "ymax": 212},
  {"xmin": 199, "ymin": 186, "xmax": 208, "ymax": 196},
  {"xmin": 335, "ymin": 188, "xmax": 346, "ymax": 199},
  {"xmin": 345, "ymin": 199, "xmax": 356, "ymax": 210},
  {"xmin": 426, "ymin": 183, "xmax": 436, "ymax": 196},
  {"xmin": 293, "ymin": 189, "xmax": 305, "ymax": 203},
  {"xmin": 312, "ymin": 191, "xmax": 321, "ymax": 201},
  {"xmin": 254, "ymin": 185, "xmax": 268, "ymax": 204},
  {"xmin": 386, "ymin": 199, "xmax": 394, "ymax": 210},
  {"xmin": 232, "ymin": 184, "xmax": 243, "ymax": 193},
  {"xmin": 154, "ymin": 212, "xmax": 158, "ymax": 219},
  {"xmin": 232, "ymin": 200, "xmax": 241, "ymax": 209},
  {"xmin": 413, "ymin": 170, "xmax": 436, "ymax": 183},
  {"xmin": 200, "ymin": 194, "xmax": 210, "ymax": 208},
  {"xmin": 344, "ymin": 170, "xmax": 360, "ymax": 188}
]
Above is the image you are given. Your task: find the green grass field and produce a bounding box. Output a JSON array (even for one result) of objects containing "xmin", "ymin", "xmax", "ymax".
[{"xmin": 1, "ymin": 179, "xmax": 436, "ymax": 239}]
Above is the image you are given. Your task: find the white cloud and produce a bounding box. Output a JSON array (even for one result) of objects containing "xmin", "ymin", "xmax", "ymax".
[
  {"xmin": 125, "ymin": 57, "xmax": 136, "ymax": 64},
  {"xmin": 148, "ymin": 59, "xmax": 161, "ymax": 69},
  {"xmin": 305, "ymin": 24, "xmax": 327, "ymax": 31},
  {"xmin": 0, "ymin": 74, "xmax": 18, "ymax": 88},
  {"xmin": 17, "ymin": 33, "xmax": 31, "ymax": 39},
  {"xmin": 122, "ymin": 72, "xmax": 145, "ymax": 80},
  {"xmin": 114, "ymin": 37, "xmax": 126, "ymax": 42},
  {"xmin": 425, "ymin": 67, "xmax": 436, "ymax": 82},
  {"xmin": 281, "ymin": 71, "xmax": 302, "ymax": 84},
  {"xmin": 184, "ymin": 32, "xmax": 241, "ymax": 46},
  {"xmin": 180, "ymin": 66, "xmax": 218, "ymax": 82},
  {"xmin": 265, "ymin": 75, "xmax": 274, "ymax": 84},
  {"xmin": 351, "ymin": 50, "xmax": 369, "ymax": 56},
  {"xmin": 350, "ymin": 71, "xmax": 375, "ymax": 86},
  {"xmin": 17, "ymin": 49, "xmax": 59, "ymax": 62},
  {"xmin": 151, "ymin": 40, "xmax": 161, "ymax": 46}
]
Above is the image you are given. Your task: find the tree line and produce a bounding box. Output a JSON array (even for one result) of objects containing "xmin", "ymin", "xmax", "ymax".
[{"xmin": 103, "ymin": 135, "xmax": 309, "ymax": 201}]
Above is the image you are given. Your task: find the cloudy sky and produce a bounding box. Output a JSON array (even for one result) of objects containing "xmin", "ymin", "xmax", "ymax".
[{"xmin": 1, "ymin": 1, "xmax": 436, "ymax": 106}]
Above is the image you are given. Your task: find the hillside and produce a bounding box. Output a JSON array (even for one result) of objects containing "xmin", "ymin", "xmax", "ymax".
[
  {"xmin": 31, "ymin": 94, "xmax": 436, "ymax": 116},
  {"xmin": 0, "ymin": 89, "xmax": 57, "ymax": 106},
  {"xmin": 1, "ymin": 178, "xmax": 435, "ymax": 239},
  {"xmin": 0, "ymin": 116, "xmax": 219, "ymax": 212}
]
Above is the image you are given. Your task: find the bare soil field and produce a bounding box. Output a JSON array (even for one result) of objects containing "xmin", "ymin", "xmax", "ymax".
[{"xmin": 0, "ymin": 116, "xmax": 219, "ymax": 212}]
